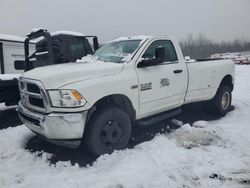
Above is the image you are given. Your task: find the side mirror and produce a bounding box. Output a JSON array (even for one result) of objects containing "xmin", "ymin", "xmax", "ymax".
[
  {"xmin": 155, "ymin": 46, "xmax": 165, "ymax": 60},
  {"xmin": 85, "ymin": 36, "xmax": 99, "ymax": 51},
  {"xmin": 137, "ymin": 59, "xmax": 152, "ymax": 68},
  {"xmin": 93, "ymin": 37, "xmax": 99, "ymax": 51},
  {"xmin": 137, "ymin": 46, "xmax": 165, "ymax": 68}
]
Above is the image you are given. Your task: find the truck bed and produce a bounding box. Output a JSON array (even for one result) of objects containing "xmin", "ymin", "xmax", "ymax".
[{"xmin": 184, "ymin": 59, "xmax": 234, "ymax": 104}]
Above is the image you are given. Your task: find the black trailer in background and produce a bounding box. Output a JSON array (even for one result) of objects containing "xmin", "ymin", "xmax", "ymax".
[
  {"xmin": 0, "ymin": 29, "xmax": 99, "ymax": 106},
  {"xmin": 0, "ymin": 42, "xmax": 4, "ymax": 74}
]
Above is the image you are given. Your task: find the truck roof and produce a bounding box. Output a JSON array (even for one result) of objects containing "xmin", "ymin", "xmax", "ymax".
[
  {"xmin": 108, "ymin": 35, "xmax": 171, "ymax": 43},
  {"xmin": 51, "ymin": 31, "xmax": 85, "ymax": 37},
  {"xmin": 0, "ymin": 34, "xmax": 25, "ymax": 43},
  {"xmin": 107, "ymin": 35, "xmax": 150, "ymax": 43},
  {"xmin": 111, "ymin": 35, "xmax": 151, "ymax": 41},
  {"xmin": 30, "ymin": 28, "xmax": 85, "ymax": 37}
]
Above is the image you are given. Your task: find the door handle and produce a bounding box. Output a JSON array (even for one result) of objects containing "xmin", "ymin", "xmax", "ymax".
[{"xmin": 173, "ymin": 69, "xmax": 183, "ymax": 74}]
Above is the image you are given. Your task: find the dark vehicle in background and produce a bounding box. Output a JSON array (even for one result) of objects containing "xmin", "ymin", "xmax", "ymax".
[{"xmin": 0, "ymin": 29, "xmax": 99, "ymax": 106}]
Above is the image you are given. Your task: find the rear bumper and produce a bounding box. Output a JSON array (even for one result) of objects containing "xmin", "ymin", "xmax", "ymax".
[{"xmin": 18, "ymin": 104, "xmax": 87, "ymax": 148}]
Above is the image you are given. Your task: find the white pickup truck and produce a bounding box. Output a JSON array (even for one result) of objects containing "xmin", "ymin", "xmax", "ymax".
[{"xmin": 18, "ymin": 36, "xmax": 235, "ymax": 155}]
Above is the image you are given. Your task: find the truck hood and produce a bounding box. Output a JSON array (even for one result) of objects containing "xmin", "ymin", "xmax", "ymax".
[{"xmin": 22, "ymin": 62, "xmax": 124, "ymax": 89}]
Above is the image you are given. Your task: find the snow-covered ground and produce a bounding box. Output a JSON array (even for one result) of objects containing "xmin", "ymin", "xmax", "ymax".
[
  {"xmin": 0, "ymin": 103, "xmax": 16, "ymax": 111},
  {"xmin": 1, "ymin": 66, "xmax": 250, "ymax": 188}
]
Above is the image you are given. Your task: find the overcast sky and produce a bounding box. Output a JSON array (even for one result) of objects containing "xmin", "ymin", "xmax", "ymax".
[{"xmin": 0, "ymin": 0, "xmax": 250, "ymax": 43}]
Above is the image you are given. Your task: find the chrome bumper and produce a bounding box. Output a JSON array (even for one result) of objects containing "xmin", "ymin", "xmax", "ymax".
[{"xmin": 18, "ymin": 104, "xmax": 87, "ymax": 148}]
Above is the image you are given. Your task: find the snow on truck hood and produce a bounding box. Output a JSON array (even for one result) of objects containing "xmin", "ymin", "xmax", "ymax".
[{"xmin": 21, "ymin": 61, "xmax": 123, "ymax": 89}]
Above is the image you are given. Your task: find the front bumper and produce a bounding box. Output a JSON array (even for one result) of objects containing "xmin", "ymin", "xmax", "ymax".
[{"xmin": 18, "ymin": 104, "xmax": 87, "ymax": 148}]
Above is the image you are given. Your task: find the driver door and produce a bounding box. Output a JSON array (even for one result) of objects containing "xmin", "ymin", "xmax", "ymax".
[{"xmin": 136, "ymin": 39, "xmax": 187, "ymax": 118}]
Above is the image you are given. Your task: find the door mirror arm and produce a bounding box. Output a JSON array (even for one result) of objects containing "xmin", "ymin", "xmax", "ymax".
[{"xmin": 137, "ymin": 58, "xmax": 164, "ymax": 68}]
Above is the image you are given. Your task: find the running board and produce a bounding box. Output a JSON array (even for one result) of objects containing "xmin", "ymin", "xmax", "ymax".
[{"xmin": 138, "ymin": 108, "xmax": 182, "ymax": 126}]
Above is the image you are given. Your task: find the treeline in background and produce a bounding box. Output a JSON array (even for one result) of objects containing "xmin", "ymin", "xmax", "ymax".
[{"xmin": 179, "ymin": 34, "xmax": 250, "ymax": 59}]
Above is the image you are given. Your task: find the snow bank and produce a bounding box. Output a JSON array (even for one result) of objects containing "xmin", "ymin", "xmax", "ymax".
[
  {"xmin": 77, "ymin": 54, "xmax": 133, "ymax": 64},
  {"xmin": 1, "ymin": 65, "xmax": 250, "ymax": 188},
  {"xmin": 0, "ymin": 103, "xmax": 16, "ymax": 111},
  {"xmin": 76, "ymin": 55, "xmax": 102, "ymax": 63}
]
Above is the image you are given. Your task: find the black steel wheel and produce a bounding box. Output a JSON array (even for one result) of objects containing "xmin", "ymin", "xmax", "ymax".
[{"xmin": 84, "ymin": 106, "xmax": 132, "ymax": 155}]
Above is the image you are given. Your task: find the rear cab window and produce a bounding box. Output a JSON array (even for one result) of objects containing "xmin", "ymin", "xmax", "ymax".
[
  {"xmin": 69, "ymin": 37, "xmax": 93, "ymax": 61},
  {"xmin": 70, "ymin": 38, "xmax": 85, "ymax": 60}
]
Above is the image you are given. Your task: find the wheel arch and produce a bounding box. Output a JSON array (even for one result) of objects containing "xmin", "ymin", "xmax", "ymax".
[
  {"xmin": 219, "ymin": 74, "xmax": 234, "ymax": 91},
  {"xmin": 86, "ymin": 94, "xmax": 136, "ymax": 124}
]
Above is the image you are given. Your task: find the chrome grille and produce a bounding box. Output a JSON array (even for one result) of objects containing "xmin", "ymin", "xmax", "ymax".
[
  {"xmin": 19, "ymin": 78, "xmax": 49, "ymax": 113},
  {"xmin": 27, "ymin": 83, "xmax": 41, "ymax": 94}
]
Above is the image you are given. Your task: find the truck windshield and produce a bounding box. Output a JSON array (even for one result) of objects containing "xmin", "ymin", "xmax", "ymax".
[{"xmin": 94, "ymin": 40, "xmax": 141, "ymax": 63}]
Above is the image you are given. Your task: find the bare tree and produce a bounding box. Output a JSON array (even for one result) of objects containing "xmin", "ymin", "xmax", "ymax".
[{"xmin": 179, "ymin": 34, "xmax": 250, "ymax": 59}]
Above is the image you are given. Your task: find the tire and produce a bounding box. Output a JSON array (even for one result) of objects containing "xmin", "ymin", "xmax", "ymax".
[
  {"xmin": 84, "ymin": 106, "xmax": 132, "ymax": 155},
  {"xmin": 212, "ymin": 86, "xmax": 232, "ymax": 116}
]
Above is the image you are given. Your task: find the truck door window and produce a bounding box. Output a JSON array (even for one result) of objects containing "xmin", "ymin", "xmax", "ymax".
[{"xmin": 142, "ymin": 40, "xmax": 178, "ymax": 63}]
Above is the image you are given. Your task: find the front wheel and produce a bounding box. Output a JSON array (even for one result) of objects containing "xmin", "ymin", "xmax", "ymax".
[{"xmin": 84, "ymin": 106, "xmax": 132, "ymax": 155}]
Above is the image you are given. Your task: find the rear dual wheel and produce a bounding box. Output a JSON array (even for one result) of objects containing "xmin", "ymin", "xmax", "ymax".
[
  {"xmin": 203, "ymin": 86, "xmax": 232, "ymax": 116},
  {"xmin": 214, "ymin": 86, "xmax": 232, "ymax": 116}
]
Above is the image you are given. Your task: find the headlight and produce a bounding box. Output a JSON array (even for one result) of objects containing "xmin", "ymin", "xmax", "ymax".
[{"xmin": 48, "ymin": 90, "xmax": 87, "ymax": 108}]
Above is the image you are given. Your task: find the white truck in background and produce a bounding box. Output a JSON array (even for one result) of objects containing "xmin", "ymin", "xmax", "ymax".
[
  {"xmin": 0, "ymin": 34, "xmax": 30, "ymax": 74},
  {"xmin": 0, "ymin": 34, "xmax": 35, "ymax": 105},
  {"xmin": 18, "ymin": 36, "xmax": 235, "ymax": 155}
]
